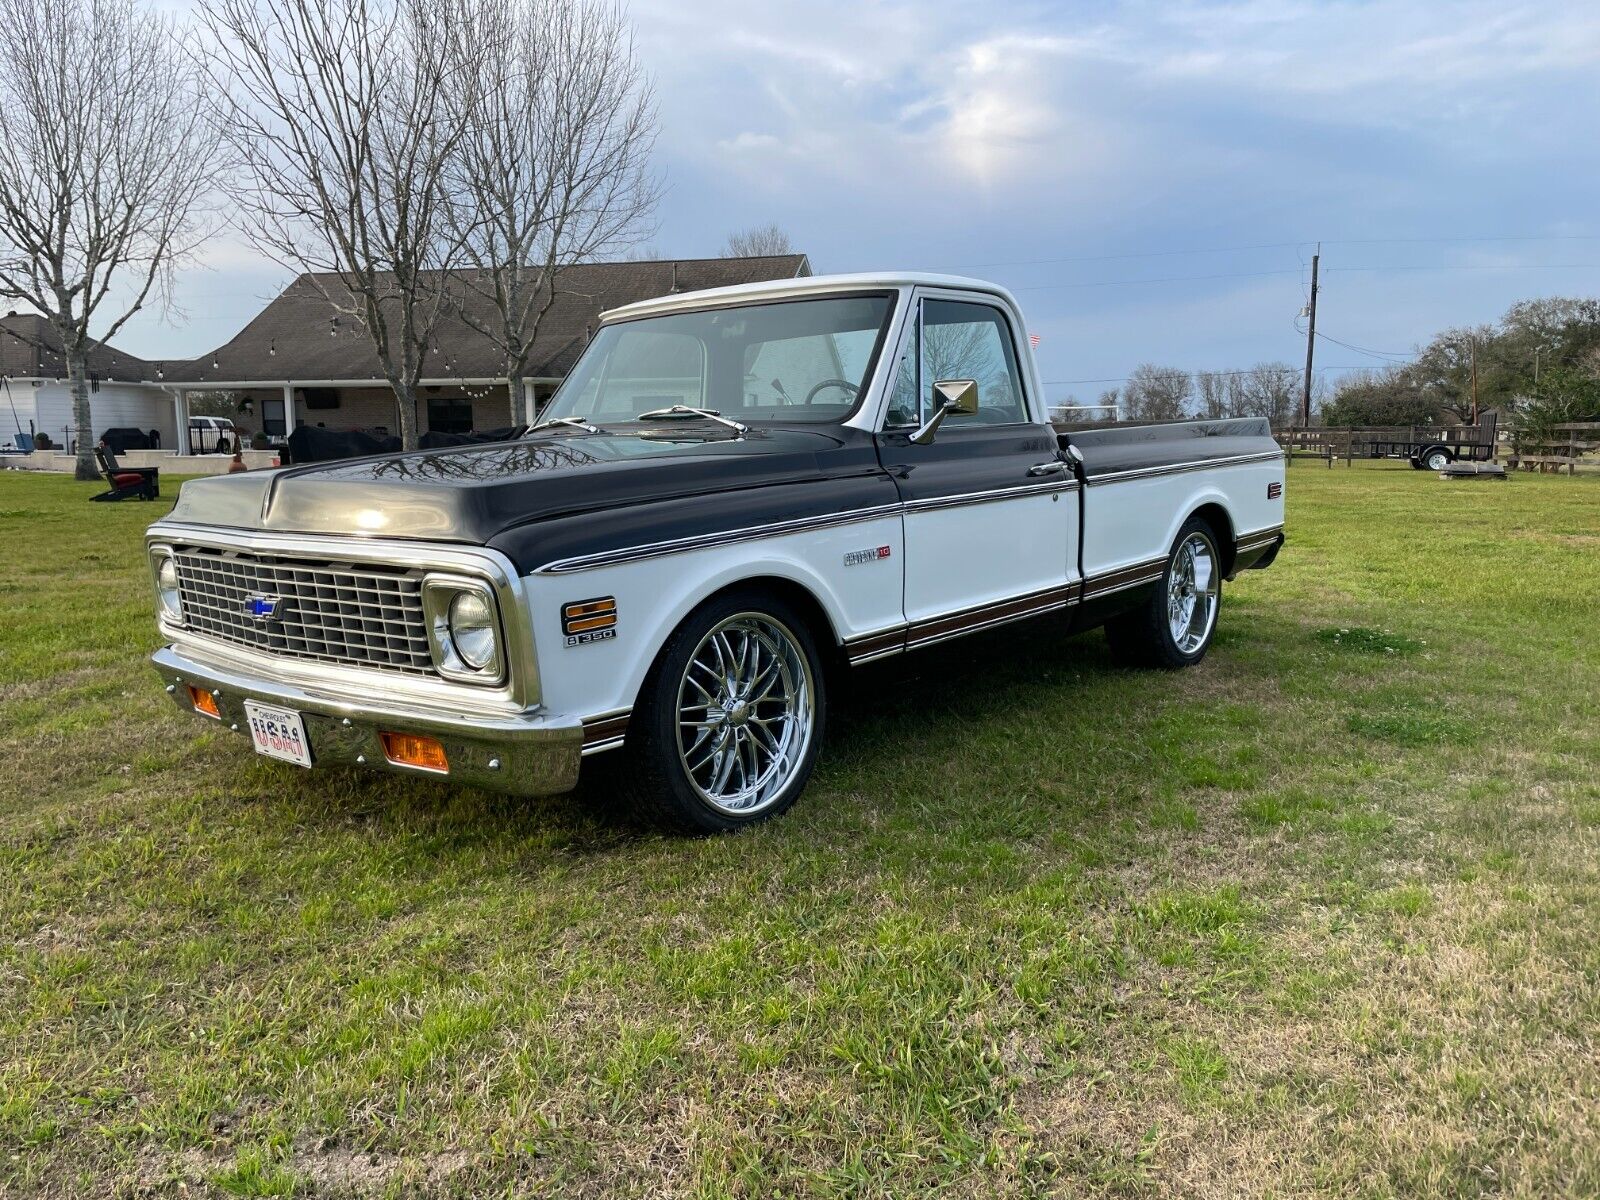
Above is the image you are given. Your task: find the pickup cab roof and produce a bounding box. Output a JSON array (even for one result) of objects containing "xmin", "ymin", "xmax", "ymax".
[{"xmin": 602, "ymin": 271, "xmax": 1024, "ymax": 324}]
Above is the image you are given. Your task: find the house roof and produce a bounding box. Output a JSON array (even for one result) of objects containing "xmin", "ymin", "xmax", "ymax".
[
  {"xmin": 164, "ymin": 254, "xmax": 811, "ymax": 386},
  {"xmin": 0, "ymin": 314, "xmax": 154, "ymax": 383}
]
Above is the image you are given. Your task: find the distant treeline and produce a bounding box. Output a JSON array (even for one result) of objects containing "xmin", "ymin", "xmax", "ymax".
[
  {"xmin": 1320, "ymin": 297, "xmax": 1600, "ymax": 432},
  {"xmin": 1071, "ymin": 296, "xmax": 1600, "ymax": 432}
]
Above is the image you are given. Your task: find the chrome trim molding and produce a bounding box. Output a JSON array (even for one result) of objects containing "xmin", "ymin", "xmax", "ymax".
[
  {"xmin": 1235, "ymin": 524, "xmax": 1285, "ymax": 552},
  {"xmin": 1078, "ymin": 556, "xmax": 1169, "ymax": 601},
  {"xmin": 581, "ymin": 708, "xmax": 632, "ymax": 756},
  {"xmin": 901, "ymin": 479, "xmax": 1079, "ymax": 514},
  {"xmin": 1081, "ymin": 575, "xmax": 1166, "ymax": 601},
  {"xmin": 1087, "ymin": 450, "xmax": 1284, "ymax": 486},
  {"xmin": 847, "ymin": 583, "xmax": 1080, "ymax": 663},
  {"xmin": 534, "ymin": 482, "xmax": 1081, "ymax": 575},
  {"xmin": 906, "ymin": 595, "xmax": 1075, "ymax": 650},
  {"xmin": 535, "ymin": 503, "xmax": 905, "ymax": 575}
]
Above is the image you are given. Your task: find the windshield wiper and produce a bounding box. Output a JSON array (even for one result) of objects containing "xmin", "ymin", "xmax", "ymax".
[
  {"xmin": 636, "ymin": 405, "xmax": 748, "ymax": 434},
  {"xmin": 536, "ymin": 416, "xmax": 606, "ymax": 434}
]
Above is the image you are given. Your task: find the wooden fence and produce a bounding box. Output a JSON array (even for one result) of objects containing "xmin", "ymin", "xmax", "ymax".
[
  {"xmin": 1272, "ymin": 421, "xmax": 1496, "ymax": 467},
  {"xmin": 1275, "ymin": 427, "xmax": 1349, "ymax": 466},
  {"xmin": 1506, "ymin": 423, "xmax": 1600, "ymax": 475},
  {"xmin": 1274, "ymin": 421, "xmax": 1599, "ymax": 475}
]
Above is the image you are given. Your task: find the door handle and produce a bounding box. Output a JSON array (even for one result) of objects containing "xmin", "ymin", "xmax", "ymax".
[{"xmin": 1027, "ymin": 460, "xmax": 1068, "ymax": 476}]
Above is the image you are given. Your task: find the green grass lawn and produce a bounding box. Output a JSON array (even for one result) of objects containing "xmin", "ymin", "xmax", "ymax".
[{"xmin": 2, "ymin": 465, "xmax": 1597, "ymax": 1198}]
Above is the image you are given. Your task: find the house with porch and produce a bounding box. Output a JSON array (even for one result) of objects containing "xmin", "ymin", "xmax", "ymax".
[
  {"xmin": 159, "ymin": 255, "xmax": 811, "ymax": 455},
  {"xmin": 0, "ymin": 315, "xmax": 171, "ymax": 452},
  {"xmin": 2, "ymin": 254, "xmax": 811, "ymax": 465}
]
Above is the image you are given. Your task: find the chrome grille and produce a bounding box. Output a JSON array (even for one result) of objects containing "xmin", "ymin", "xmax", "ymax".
[{"xmin": 170, "ymin": 547, "xmax": 435, "ymax": 675}]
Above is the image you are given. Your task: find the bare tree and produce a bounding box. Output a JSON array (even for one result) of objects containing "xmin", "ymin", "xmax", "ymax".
[
  {"xmin": 444, "ymin": 0, "xmax": 657, "ymax": 424},
  {"xmin": 1122, "ymin": 364, "xmax": 1192, "ymax": 421},
  {"xmin": 1238, "ymin": 362, "xmax": 1299, "ymax": 427},
  {"xmin": 1195, "ymin": 370, "xmax": 1230, "ymax": 419},
  {"xmin": 723, "ymin": 223, "xmax": 793, "ymax": 257},
  {"xmin": 0, "ymin": 0, "xmax": 218, "ymax": 479},
  {"xmin": 922, "ymin": 320, "xmax": 996, "ymax": 386},
  {"xmin": 197, "ymin": 0, "xmax": 478, "ymax": 450}
]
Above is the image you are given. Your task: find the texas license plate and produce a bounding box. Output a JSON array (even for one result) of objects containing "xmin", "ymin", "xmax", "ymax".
[{"xmin": 243, "ymin": 700, "xmax": 312, "ymax": 767}]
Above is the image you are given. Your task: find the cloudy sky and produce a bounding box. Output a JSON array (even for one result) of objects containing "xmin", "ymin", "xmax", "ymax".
[{"xmin": 123, "ymin": 0, "xmax": 1600, "ymax": 403}]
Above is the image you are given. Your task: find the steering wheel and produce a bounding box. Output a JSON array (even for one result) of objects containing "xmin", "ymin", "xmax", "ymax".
[{"xmin": 804, "ymin": 378, "xmax": 860, "ymax": 406}]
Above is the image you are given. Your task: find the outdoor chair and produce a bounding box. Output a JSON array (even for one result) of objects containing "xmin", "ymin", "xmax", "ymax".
[{"xmin": 92, "ymin": 445, "xmax": 159, "ymax": 501}]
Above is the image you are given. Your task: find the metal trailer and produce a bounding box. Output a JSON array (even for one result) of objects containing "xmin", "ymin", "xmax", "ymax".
[{"xmin": 1350, "ymin": 412, "xmax": 1499, "ymax": 471}]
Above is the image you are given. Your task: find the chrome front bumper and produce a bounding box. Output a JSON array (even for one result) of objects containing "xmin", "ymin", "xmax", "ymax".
[{"xmin": 152, "ymin": 644, "xmax": 583, "ymax": 796}]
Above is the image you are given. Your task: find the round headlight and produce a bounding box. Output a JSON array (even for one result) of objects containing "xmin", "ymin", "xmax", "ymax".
[
  {"xmin": 447, "ymin": 591, "xmax": 497, "ymax": 671},
  {"xmin": 155, "ymin": 555, "xmax": 182, "ymax": 620}
]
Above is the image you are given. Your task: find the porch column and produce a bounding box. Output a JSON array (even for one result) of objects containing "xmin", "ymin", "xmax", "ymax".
[
  {"xmin": 281, "ymin": 384, "xmax": 297, "ymax": 438},
  {"xmin": 523, "ymin": 379, "xmax": 536, "ymax": 425},
  {"xmin": 172, "ymin": 389, "xmax": 190, "ymax": 455}
]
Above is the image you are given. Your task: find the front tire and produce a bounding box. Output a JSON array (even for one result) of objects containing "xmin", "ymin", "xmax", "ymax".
[
  {"xmin": 619, "ymin": 590, "xmax": 826, "ymax": 834},
  {"xmin": 1105, "ymin": 519, "xmax": 1223, "ymax": 669}
]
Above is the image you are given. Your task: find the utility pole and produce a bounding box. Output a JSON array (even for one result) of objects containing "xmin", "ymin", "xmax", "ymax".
[
  {"xmin": 1469, "ymin": 336, "xmax": 1479, "ymax": 425},
  {"xmin": 1300, "ymin": 243, "xmax": 1320, "ymax": 428}
]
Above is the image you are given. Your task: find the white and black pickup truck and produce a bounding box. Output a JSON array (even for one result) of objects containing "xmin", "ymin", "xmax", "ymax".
[{"xmin": 147, "ymin": 273, "xmax": 1284, "ymax": 831}]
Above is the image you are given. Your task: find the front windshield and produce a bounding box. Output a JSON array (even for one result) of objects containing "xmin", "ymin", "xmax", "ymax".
[{"xmin": 540, "ymin": 293, "xmax": 894, "ymax": 426}]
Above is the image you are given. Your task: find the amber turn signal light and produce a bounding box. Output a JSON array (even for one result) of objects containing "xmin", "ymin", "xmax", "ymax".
[
  {"xmin": 189, "ymin": 686, "xmax": 221, "ymax": 719},
  {"xmin": 562, "ymin": 596, "xmax": 617, "ymax": 635},
  {"xmin": 380, "ymin": 732, "xmax": 449, "ymax": 773}
]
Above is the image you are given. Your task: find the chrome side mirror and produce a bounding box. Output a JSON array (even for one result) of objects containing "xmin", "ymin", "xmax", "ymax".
[{"xmin": 909, "ymin": 379, "xmax": 978, "ymax": 445}]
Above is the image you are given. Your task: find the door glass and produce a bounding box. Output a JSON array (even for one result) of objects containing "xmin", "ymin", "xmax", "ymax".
[
  {"xmin": 884, "ymin": 320, "xmax": 919, "ymax": 427},
  {"xmin": 919, "ymin": 299, "xmax": 1026, "ymax": 424}
]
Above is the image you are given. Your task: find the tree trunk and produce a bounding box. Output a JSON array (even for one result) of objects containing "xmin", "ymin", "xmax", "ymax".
[
  {"xmin": 507, "ymin": 371, "xmax": 525, "ymax": 427},
  {"xmin": 393, "ymin": 378, "xmax": 419, "ymax": 451},
  {"xmin": 64, "ymin": 340, "xmax": 97, "ymax": 481}
]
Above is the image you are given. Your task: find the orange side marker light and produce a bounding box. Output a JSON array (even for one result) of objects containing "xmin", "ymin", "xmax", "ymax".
[{"xmin": 189, "ymin": 686, "xmax": 221, "ymax": 718}]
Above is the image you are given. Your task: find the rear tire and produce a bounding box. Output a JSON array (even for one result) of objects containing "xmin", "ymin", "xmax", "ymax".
[
  {"xmin": 1422, "ymin": 445, "xmax": 1453, "ymax": 471},
  {"xmin": 617, "ymin": 589, "xmax": 826, "ymax": 834},
  {"xmin": 1105, "ymin": 518, "xmax": 1223, "ymax": 669}
]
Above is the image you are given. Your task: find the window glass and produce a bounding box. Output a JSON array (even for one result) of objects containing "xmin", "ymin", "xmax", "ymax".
[
  {"xmin": 543, "ymin": 295, "xmax": 893, "ymax": 425},
  {"xmin": 918, "ymin": 299, "xmax": 1026, "ymax": 424},
  {"xmin": 427, "ymin": 397, "xmax": 474, "ymax": 434},
  {"xmin": 884, "ymin": 321, "xmax": 919, "ymax": 427}
]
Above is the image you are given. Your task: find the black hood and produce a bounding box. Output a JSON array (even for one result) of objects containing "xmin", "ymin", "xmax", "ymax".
[{"xmin": 165, "ymin": 424, "xmax": 884, "ymax": 544}]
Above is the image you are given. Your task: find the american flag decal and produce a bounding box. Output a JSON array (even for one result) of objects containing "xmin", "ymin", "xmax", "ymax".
[{"xmin": 1028, "ymin": 333, "xmax": 1041, "ymax": 348}]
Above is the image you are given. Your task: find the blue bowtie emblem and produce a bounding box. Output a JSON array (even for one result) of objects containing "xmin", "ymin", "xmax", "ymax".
[{"xmin": 245, "ymin": 595, "xmax": 281, "ymax": 620}]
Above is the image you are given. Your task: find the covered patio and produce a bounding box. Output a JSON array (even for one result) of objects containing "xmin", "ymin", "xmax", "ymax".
[{"xmin": 164, "ymin": 379, "xmax": 560, "ymax": 455}]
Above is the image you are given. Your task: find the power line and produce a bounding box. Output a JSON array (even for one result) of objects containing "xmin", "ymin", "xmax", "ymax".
[
  {"xmin": 1313, "ymin": 331, "xmax": 1413, "ymax": 362},
  {"xmin": 1326, "ymin": 262, "xmax": 1600, "ymax": 274},
  {"xmin": 949, "ymin": 241, "xmax": 1305, "ymax": 270},
  {"xmin": 1041, "ymin": 364, "xmax": 1377, "ymax": 387},
  {"xmin": 948, "ymin": 233, "xmax": 1600, "ymax": 272},
  {"xmin": 1012, "ymin": 268, "xmax": 1303, "ymax": 291},
  {"xmin": 1006, "ymin": 262, "xmax": 1600, "ymax": 292},
  {"xmin": 1324, "ymin": 234, "xmax": 1600, "ymax": 247}
]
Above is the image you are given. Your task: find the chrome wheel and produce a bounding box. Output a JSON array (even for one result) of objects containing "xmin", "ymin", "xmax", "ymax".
[
  {"xmin": 675, "ymin": 612, "xmax": 816, "ymax": 815},
  {"xmin": 1166, "ymin": 532, "xmax": 1220, "ymax": 655},
  {"xmin": 1425, "ymin": 450, "xmax": 1450, "ymax": 471}
]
